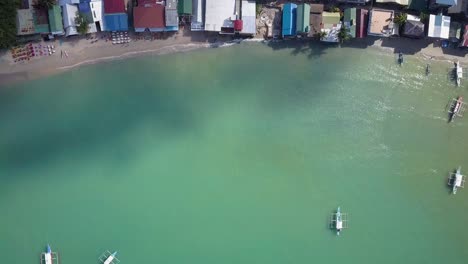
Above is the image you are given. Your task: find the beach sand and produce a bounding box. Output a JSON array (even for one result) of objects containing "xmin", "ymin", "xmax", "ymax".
[{"xmin": 0, "ymin": 30, "xmax": 467, "ymax": 86}]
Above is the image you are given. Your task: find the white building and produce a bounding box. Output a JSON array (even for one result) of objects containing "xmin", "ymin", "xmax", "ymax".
[
  {"xmin": 191, "ymin": 0, "xmax": 204, "ymax": 31},
  {"xmin": 240, "ymin": 0, "xmax": 256, "ymax": 35},
  {"xmin": 204, "ymin": 0, "xmax": 236, "ymax": 32},
  {"xmin": 90, "ymin": 0, "xmax": 105, "ymax": 31},
  {"xmin": 428, "ymin": 14, "xmax": 450, "ymax": 39},
  {"xmin": 63, "ymin": 3, "xmax": 78, "ymax": 36}
]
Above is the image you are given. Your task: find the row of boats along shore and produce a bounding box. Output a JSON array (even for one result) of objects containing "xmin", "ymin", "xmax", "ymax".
[
  {"xmin": 398, "ymin": 53, "xmax": 466, "ymax": 123},
  {"xmin": 40, "ymin": 245, "xmax": 119, "ymax": 264}
]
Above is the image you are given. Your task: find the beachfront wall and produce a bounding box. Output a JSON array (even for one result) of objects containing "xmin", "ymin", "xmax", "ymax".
[
  {"xmin": 343, "ymin": 8, "xmax": 356, "ymax": 38},
  {"xmin": 282, "ymin": 3, "xmax": 297, "ymax": 37},
  {"xmin": 104, "ymin": 13, "xmax": 128, "ymax": 31},
  {"xmin": 296, "ymin": 4, "xmax": 310, "ymax": 34},
  {"xmin": 191, "ymin": 0, "xmax": 204, "ymax": 31},
  {"xmin": 178, "ymin": 0, "xmax": 192, "ymax": 15},
  {"xmin": 165, "ymin": 0, "xmax": 179, "ymax": 31},
  {"xmin": 428, "ymin": 14, "xmax": 450, "ymax": 39},
  {"xmin": 356, "ymin": 8, "xmax": 368, "ymax": 38},
  {"xmin": 367, "ymin": 9, "xmax": 395, "ymax": 37},
  {"xmin": 133, "ymin": 5, "xmax": 165, "ymax": 32},
  {"xmin": 338, "ymin": 0, "xmax": 370, "ymax": 4},
  {"xmin": 48, "ymin": 5, "xmax": 64, "ymax": 35},
  {"xmin": 240, "ymin": 0, "xmax": 256, "ymax": 35}
]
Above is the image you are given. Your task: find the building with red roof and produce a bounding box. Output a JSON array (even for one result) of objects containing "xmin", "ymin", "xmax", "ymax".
[
  {"xmin": 104, "ymin": 0, "xmax": 125, "ymax": 14},
  {"xmin": 133, "ymin": 4, "xmax": 165, "ymax": 32}
]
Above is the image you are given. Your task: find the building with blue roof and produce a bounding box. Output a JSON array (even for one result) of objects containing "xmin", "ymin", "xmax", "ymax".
[
  {"xmin": 282, "ymin": 3, "xmax": 297, "ymax": 37},
  {"xmin": 104, "ymin": 13, "xmax": 128, "ymax": 31}
]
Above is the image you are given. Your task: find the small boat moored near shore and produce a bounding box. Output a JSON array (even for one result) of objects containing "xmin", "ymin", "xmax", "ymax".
[
  {"xmin": 456, "ymin": 61, "xmax": 463, "ymax": 86},
  {"xmin": 330, "ymin": 206, "xmax": 348, "ymax": 235},
  {"xmin": 448, "ymin": 167, "xmax": 465, "ymax": 194},
  {"xmin": 40, "ymin": 244, "xmax": 58, "ymax": 264},
  {"xmin": 99, "ymin": 251, "xmax": 120, "ymax": 264},
  {"xmin": 398, "ymin": 52, "xmax": 404, "ymax": 66},
  {"xmin": 448, "ymin": 96, "xmax": 465, "ymax": 122}
]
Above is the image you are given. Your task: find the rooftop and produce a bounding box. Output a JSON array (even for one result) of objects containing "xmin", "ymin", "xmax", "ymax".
[
  {"xmin": 322, "ymin": 12, "xmax": 340, "ymax": 29},
  {"xmin": 310, "ymin": 3, "xmax": 323, "ymax": 13},
  {"xmin": 403, "ymin": 20, "xmax": 425, "ymax": 38},
  {"xmin": 428, "ymin": 14, "xmax": 450, "ymax": 39},
  {"xmin": 204, "ymin": 0, "xmax": 236, "ymax": 32},
  {"xmin": 134, "ymin": 5, "xmax": 165, "ymax": 30},
  {"xmin": 103, "ymin": 0, "xmax": 125, "ymax": 14},
  {"xmin": 368, "ymin": 9, "xmax": 394, "ymax": 36},
  {"xmin": 343, "ymin": 8, "xmax": 356, "ymax": 38}
]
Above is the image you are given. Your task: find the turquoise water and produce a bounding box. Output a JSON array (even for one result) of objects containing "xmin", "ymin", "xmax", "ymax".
[{"xmin": 1, "ymin": 42, "xmax": 468, "ymax": 264}]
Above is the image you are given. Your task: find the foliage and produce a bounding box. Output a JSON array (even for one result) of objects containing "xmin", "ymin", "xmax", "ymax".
[
  {"xmin": 338, "ymin": 26, "xmax": 350, "ymax": 44},
  {"xmin": 315, "ymin": 31, "xmax": 327, "ymax": 40},
  {"xmin": 419, "ymin": 11, "xmax": 429, "ymax": 22},
  {"xmin": 33, "ymin": 0, "xmax": 56, "ymax": 10},
  {"xmin": 0, "ymin": 0, "xmax": 19, "ymax": 49},
  {"xmin": 256, "ymin": 3, "xmax": 262, "ymax": 17},
  {"xmin": 75, "ymin": 12, "xmax": 89, "ymax": 35},
  {"xmin": 329, "ymin": 6, "xmax": 340, "ymax": 13},
  {"xmin": 394, "ymin": 13, "xmax": 407, "ymax": 26}
]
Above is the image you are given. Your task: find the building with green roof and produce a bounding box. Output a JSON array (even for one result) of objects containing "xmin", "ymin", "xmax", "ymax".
[
  {"xmin": 178, "ymin": 0, "xmax": 192, "ymax": 15},
  {"xmin": 48, "ymin": 5, "xmax": 64, "ymax": 35},
  {"xmin": 343, "ymin": 8, "xmax": 356, "ymax": 38},
  {"xmin": 296, "ymin": 4, "xmax": 310, "ymax": 34}
]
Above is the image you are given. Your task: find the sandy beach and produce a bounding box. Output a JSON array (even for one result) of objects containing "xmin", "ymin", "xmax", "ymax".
[{"xmin": 0, "ymin": 29, "xmax": 467, "ymax": 86}]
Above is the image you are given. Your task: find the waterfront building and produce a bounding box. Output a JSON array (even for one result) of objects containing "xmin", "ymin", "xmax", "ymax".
[
  {"xmin": 308, "ymin": 4, "xmax": 323, "ymax": 37},
  {"xmin": 321, "ymin": 12, "xmax": 341, "ymax": 42},
  {"xmin": 204, "ymin": 0, "xmax": 237, "ymax": 33},
  {"xmin": 78, "ymin": 1, "xmax": 98, "ymax": 33},
  {"xmin": 240, "ymin": 0, "xmax": 256, "ymax": 35},
  {"xmin": 63, "ymin": 3, "xmax": 79, "ymax": 36},
  {"xmin": 402, "ymin": 15, "xmax": 425, "ymax": 38},
  {"xmin": 343, "ymin": 8, "xmax": 356, "ymax": 38},
  {"xmin": 178, "ymin": 0, "xmax": 192, "ymax": 15},
  {"xmin": 449, "ymin": 22, "xmax": 462, "ymax": 43},
  {"xmin": 103, "ymin": 0, "xmax": 128, "ymax": 31},
  {"xmin": 165, "ymin": 0, "xmax": 179, "ymax": 31},
  {"xmin": 428, "ymin": 14, "xmax": 450, "ymax": 39},
  {"xmin": 133, "ymin": 2, "xmax": 165, "ymax": 32},
  {"xmin": 282, "ymin": 3, "xmax": 297, "ymax": 37},
  {"xmin": 48, "ymin": 5, "xmax": 65, "ymax": 35},
  {"xmin": 191, "ymin": 0, "xmax": 204, "ymax": 31},
  {"xmin": 356, "ymin": 8, "xmax": 368, "ymax": 38},
  {"xmin": 90, "ymin": 0, "xmax": 106, "ymax": 31},
  {"xmin": 296, "ymin": 4, "xmax": 310, "ymax": 35},
  {"xmin": 367, "ymin": 9, "xmax": 396, "ymax": 37}
]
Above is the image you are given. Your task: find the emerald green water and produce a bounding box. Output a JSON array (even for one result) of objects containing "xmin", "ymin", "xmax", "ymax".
[{"xmin": 1, "ymin": 43, "xmax": 468, "ymax": 264}]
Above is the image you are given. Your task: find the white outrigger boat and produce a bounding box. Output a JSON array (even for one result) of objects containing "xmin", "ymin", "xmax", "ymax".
[
  {"xmin": 330, "ymin": 206, "xmax": 348, "ymax": 235},
  {"xmin": 448, "ymin": 166, "xmax": 465, "ymax": 194},
  {"xmin": 99, "ymin": 251, "xmax": 120, "ymax": 264},
  {"xmin": 40, "ymin": 244, "xmax": 58, "ymax": 264},
  {"xmin": 456, "ymin": 61, "xmax": 463, "ymax": 86}
]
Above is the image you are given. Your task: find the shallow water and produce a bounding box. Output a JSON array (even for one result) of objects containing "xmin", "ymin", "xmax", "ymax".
[{"xmin": 1, "ymin": 42, "xmax": 468, "ymax": 264}]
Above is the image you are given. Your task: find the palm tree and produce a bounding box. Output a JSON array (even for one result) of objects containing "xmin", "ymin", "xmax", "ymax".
[
  {"xmin": 33, "ymin": 0, "xmax": 56, "ymax": 10},
  {"xmin": 338, "ymin": 26, "xmax": 350, "ymax": 44},
  {"xmin": 315, "ymin": 31, "xmax": 327, "ymax": 40},
  {"xmin": 394, "ymin": 13, "xmax": 407, "ymax": 26},
  {"xmin": 75, "ymin": 12, "xmax": 89, "ymax": 35}
]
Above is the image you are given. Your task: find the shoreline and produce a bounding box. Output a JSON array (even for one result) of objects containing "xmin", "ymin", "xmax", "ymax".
[{"xmin": 0, "ymin": 32, "xmax": 467, "ymax": 87}]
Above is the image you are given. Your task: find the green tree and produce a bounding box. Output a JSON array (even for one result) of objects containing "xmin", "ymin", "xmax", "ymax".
[
  {"xmin": 33, "ymin": 0, "xmax": 56, "ymax": 10},
  {"xmin": 0, "ymin": 0, "xmax": 19, "ymax": 49},
  {"xmin": 75, "ymin": 12, "xmax": 89, "ymax": 35},
  {"xmin": 394, "ymin": 13, "xmax": 407, "ymax": 26},
  {"xmin": 315, "ymin": 31, "xmax": 327, "ymax": 40},
  {"xmin": 338, "ymin": 26, "xmax": 350, "ymax": 44},
  {"xmin": 256, "ymin": 3, "xmax": 262, "ymax": 17},
  {"xmin": 419, "ymin": 11, "xmax": 429, "ymax": 22}
]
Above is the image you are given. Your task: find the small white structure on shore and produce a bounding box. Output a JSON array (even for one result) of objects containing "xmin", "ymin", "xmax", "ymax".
[
  {"xmin": 428, "ymin": 14, "xmax": 450, "ymax": 39},
  {"xmin": 448, "ymin": 167, "xmax": 465, "ymax": 194}
]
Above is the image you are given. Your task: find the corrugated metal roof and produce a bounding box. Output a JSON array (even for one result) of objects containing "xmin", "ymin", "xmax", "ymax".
[
  {"xmin": 33, "ymin": 8, "xmax": 49, "ymax": 33},
  {"xmin": 403, "ymin": 20, "xmax": 424, "ymax": 38},
  {"xmin": 240, "ymin": 0, "xmax": 255, "ymax": 34},
  {"xmin": 104, "ymin": 0, "xmax": 125, "ymax": 14},
  {"xmin": 296, "ymin": 3, "xmax": 310, "ymax": 33},
  {"xmin": 282, "ymin": 3, "xmax": 297, "ymax": 37},
  {"xmin": 104, "ymin": 13, "xmax": 128, "ymax": 31},
  {"xmin": 178, "ymin": 0, "xmax": 192, "ymax": 14},
  {"xmin": 134, "ymin": 6, "xmax": 164, "ymax": 30},
  {"xmin": 48, "ymin": 5, "xmax": 64, "ymax": 34},
  {"xmin": 165, "ymin": 7, "xmax": 178, "ymax": 27},
  {"xmin": 436, "ymin": 0, "xmax": 457, "ymax": 5},
  {"xmin": 204, "ymin": 0, "xmax": 236, "ymax": 32},
  {"xmin": 63, "ymin": 3, "xmax": 78, "ymax": 36},
  {"xmin": 16, "ymin": 9, "xmax": 35, "ymax": 35},
  {"xmin": 428, "ymin": 14, "xmax": 450, "ymax": 39}
]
